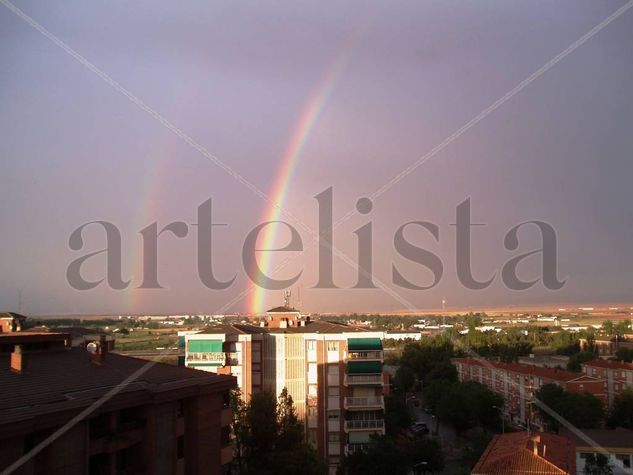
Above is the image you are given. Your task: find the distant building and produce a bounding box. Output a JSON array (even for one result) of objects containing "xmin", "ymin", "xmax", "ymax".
[
  {"xmin": 579, "ymin": 337, "xmax": 633, "ymax": 358},
  {"xmin": 472, "ymin": 431, "xmax": 575, "ymax": 474},
  {"xmin": 0, "ymin": 312, "xmax": 27, "ymax": 333},
  {"xmin": 0, "ymin": 331, "xmax": 235, "ymax": 475},
  {"xmin": 581, "ymin": 359, "xmax": 633, "ymax": 407},
  {"xmin": 517, "ymin": 354, "xmax": 570, "ymax": 369},
  {"xmin": 383, "ymin": 331, "xmax": 422, "ymax": 341},
  {"xmin": 184, "ymin": 306, "xmax": 389, "ymax": 474},
  {"xmin": 454, "ymin": 358, "xmax": 605, "ymax": 428},
  {"xmin": 561, "ymin": 427, "xmax": 633, "ymax": 474}
]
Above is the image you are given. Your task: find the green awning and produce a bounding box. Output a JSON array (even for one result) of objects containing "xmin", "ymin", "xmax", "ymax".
[
  {"xmin": 178, "ymin": 336, "xmax": 185, "ymax": 348},
  {"xmin": 188, "ymin": 339, "xmax": 223, "ymax": 352},
  {"xmin": 348, "ymin": 338, "xmax": 382, "ymax": 351},
  {"xmin": 348, "ymin": 361, "xmax": 382, "ymax": 374}
]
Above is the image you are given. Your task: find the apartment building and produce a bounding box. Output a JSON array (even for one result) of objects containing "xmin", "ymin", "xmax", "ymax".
[
  {"xmin": 579, "ymin": 337, "xmax": 633, "ymax": 358},
  {"xmin": 453, "ymin": 358, "xmax": 605, "ymax": 427},
  {"xmin": 0, "ymin": 331, "xmax": 236, "ymax": 475},
  {"xmin": 561, "ymin": 428, "xmax": 633, "ymax": 475},
  {"xmin": 581, "ymin": 359, "xmax": 633, "ymax": 407},
  {"xmin": 184, "ymin": 306, "xmax": 388, "ymax": 473}
]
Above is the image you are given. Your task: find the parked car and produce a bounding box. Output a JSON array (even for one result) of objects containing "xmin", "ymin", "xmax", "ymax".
[{"xmin": 410, "ymin": 422, "xmax": 429, "ymax": 435}]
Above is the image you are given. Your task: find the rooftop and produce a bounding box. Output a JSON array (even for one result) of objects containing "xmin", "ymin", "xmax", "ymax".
[
  {"xmin": 560, "ymin": 427, "xmax": 633, "ymax": 449},
  {"xmin": 266, "ymin": 306, "xmax": 299, "ymax": 313},
  {"xmin": 472, "ymin": 432, "xmax": 575, "ymax": 475},
  {"xmin": 454, "ymin": 357, "xmax": 592, "ymax": 382},
  {"xmin": 0, "ymin": 345, "xmax": 234, "ymax": 425},
  {"xmin": 197, "ymin": 320, "xmax": 371, "ymax": 336},
  {"xmin": 581, "ymin": 359, "xmax": 633, "ymax": 371}
]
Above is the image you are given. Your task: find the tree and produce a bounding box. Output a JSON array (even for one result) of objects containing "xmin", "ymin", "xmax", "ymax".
[
  {"xmin": 567, "ymin": 351, "xmax": 597, "ymax": 372},
  {"xmin": 534, "ymin": 384, "xmax": 604, "ymax": 431},
  {"xmin": 602, "ymin": 320, "xmax": 615, "ymax": 336},
  {"xmin": 338, "ymin": 435, "xmax": 443, "ymax": 475},
  {"xmin": 384, "ymin": 395, "xmax": 413, "ymax": 437},
  {"xmin": 614, "ymin": 347, "xmax": 633, "ymax": 363},
  {"xmin": 233, "ymin": 389, "xmax": 326, "ymax": 474},
  {"xmin": 607, "ymin": 388, "xmax": 633, "ymax": 429},
  {"xmin": 394, "ymin": 365, "xmax": 416, "ymax": 393},
  {"xmin": 432, "ymin": 381, "xmax": 502, "ymax": 433},
  {"xmin": 584, "ymin": 453, "xmax": 613, "ymax": 475},
  {"xmin": 230, "ymin": 389, "xmax": 249, "ymax": 473}
]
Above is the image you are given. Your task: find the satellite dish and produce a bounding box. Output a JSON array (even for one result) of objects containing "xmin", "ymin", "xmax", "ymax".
[{"xmin": 86, "ymin": 342, "xmax": 98, "ymax": 354}]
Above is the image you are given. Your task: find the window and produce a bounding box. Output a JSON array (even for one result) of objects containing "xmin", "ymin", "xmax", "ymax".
[
  {"xmin": 328, "ymin": 432, "xmax": 340, "ymax": 442},
  {"xmin": 307, "ymin": 340, "xmax": 317, "ymax": 351},
  {"xmin": 327, "ymin": 364, "xmax": 339, "ymax": 375},
  {"xmin": 327, "ymin": 341, "xmax": 339, "ymax": 351},
  {"xmin": 327, "ymin": 410, "xmax": 340, "ymax": 420},
  {"xmin": 328, "ymin": 387, "xmax": 340, "ymax": 396}
]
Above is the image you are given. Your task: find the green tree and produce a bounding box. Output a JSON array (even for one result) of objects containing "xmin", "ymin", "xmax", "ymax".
[
  {"xmin": 236, "ymin": 390, "xmax": 326, "ymax": 474},
  {"xmin": 602, "ymin": 320, "xmax": 615, "ymax": 336},
  {"xmin": 607, "ymin": 388, "xmax": 633, "ymax": 429},
  {"xmin": 567, "ymin": 351, "xmax": 597, "ymax": 372},
  {"xmin": 534, "ymin": 384, "xmax": 603, "ymax": 431},
  {"xmin": 230, "ymin": 388, "xmax": 249, "ymax": 473},
  {"xmin": 614, "ymin": 347, "xmax": 633, "ymax": 363},
  {"xmin": 584, "ymin": 453, "xmax": 613, "ymax": 475},
  {"xmin": 394, "ymin": 365, "xmax": 416, "ymax": 393}
]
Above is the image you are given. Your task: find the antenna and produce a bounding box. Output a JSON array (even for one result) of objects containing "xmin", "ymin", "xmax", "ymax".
[
  {"xmin": 283, "ymin": 290, "xmax": 291, "ymax": 308},
  {"xmin": 18, "ymin": 288, "xmax": 23, "ymax": 314}
]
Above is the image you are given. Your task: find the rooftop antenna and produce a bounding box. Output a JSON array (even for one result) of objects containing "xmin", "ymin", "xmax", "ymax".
[
  {"xmin": 297, "ymin": 285, "xmax": 302, "ymax": 307},
  {"xmin": 283, "ymin": 290, "xmax": 291, "ymax": 308}
]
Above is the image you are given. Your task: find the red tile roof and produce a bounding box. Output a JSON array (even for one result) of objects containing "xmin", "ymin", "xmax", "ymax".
[
  {"xmin": 472, "ymin": 432, "xmax": 575, "ymax": 474},
  {"xmin": 581, "ymin": 359, "xmax": 633, "ymax": 371},
  {"xmin": 454, "ymin": 358, "xmax": 586, "ymax": 382}
]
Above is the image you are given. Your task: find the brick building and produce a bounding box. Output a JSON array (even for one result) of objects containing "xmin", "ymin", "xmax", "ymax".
[
  {"xmin": 0, "ymin": 332, "xmax": 235, "ymax": 475},
  {"xmin": 184, "ymin": 306, "xmax": 388, "ymax": 474},
  {"xmin": 581, "ymin": 359, "xmax": 633, "ymax": 407},
  {"xmin": 453, "ymin": 358, "xmax": 605, "ymax": 428}
]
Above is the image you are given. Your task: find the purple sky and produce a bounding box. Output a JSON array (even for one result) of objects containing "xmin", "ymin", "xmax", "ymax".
[{"xmin": 1, "ymin": 0, "xmax": 632, "ymax": 315}]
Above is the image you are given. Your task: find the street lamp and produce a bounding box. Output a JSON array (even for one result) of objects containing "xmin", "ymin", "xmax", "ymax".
[{"xmin": 493, "ymin": 405, "xmax": 505, "ymax": 434}]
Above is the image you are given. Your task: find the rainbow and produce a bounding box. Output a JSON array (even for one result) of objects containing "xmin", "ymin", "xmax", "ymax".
[{"xmin": 247, "ymin": 27, "xmax": 368, "ymax": 314}]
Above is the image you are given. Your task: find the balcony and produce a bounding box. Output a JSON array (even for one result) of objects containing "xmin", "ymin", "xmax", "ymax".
[
  {"xmin": 344, "ymin": 396, "xmax": 384, "ymax": 410},
  {"xmin": 225, "ymin": 352, "xmax": 240, "ymax": 366},
  {"xmin": 186, "ymin": 352, "xmax": 226, "ymax": 365},
  {"xmin": 344, "ymin": 419, "xmax": 385, "ymax": 432},
  {"xmin": 345, "ymin": 443, "xmax": 371, "ymax": 455},
  {"xmin": 346, "ymin": 350, "xmax": 383, "ymax": 362},
  {"xmin": 344, "ymin": 374, "xmax": 383, "ymax": 386}
]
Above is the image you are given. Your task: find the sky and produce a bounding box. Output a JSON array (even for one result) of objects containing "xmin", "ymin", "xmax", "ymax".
[{"xmin": 1, "ymin": 0, "xmax": 632, "ymax": 316}]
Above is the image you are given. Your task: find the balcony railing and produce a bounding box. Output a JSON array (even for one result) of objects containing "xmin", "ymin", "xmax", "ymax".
[
  {"xmin": 226, "ymin": 352, "xmax": 240, "ymax": 366},
  {"xmin": 344, "ymin": 396, "xmax": 384, "ymax": 409},
  {"xmin": 344, "ymin": 374, "xmax": 383, "ymax": 386},
  {"xmin": 186, "ymin": 352, "xmax": 226, "ymax": 363},
  {"xmin": 345, "ymin": 443, "xmax": 371, "ymax": 455},
  {"xmin": 347, "ymin": 350, "xmax": 383, "ymax": 361},
  {"xmin": 186, "ymin": 352, "xmax": 241, "ymax": 366},
  {"xmin": 344, "ymin": 419, "xmax": 385, "ymax": 431}
]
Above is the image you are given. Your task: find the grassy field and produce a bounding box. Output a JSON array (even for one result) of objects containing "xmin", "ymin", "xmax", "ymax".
[{"xmin": 113, "ymin": 329, "xmax": 179, "ymax": 351}]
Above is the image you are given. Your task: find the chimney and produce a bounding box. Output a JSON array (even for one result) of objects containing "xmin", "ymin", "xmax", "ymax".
[
  {"xmin": 11, "ymin": 345, "xmax": 26, "ymax": 374},
  {"xmin": 90, "ymin": 335, "xmax": 108, "ymax": 365}
]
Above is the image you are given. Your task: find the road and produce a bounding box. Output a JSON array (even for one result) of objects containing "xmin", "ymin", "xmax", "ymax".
[{"xmin": 408, "ymin": 391, "xmax": 458, "ymax": 451}]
